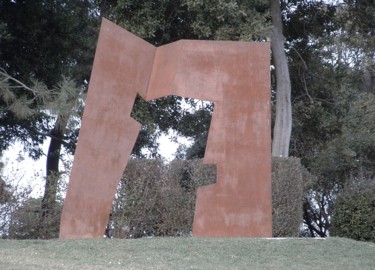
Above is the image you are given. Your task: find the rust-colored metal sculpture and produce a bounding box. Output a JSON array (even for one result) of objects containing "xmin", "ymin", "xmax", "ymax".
[{"xmin": 59, "ymin": 18, "xmax": 272, "ymax": 239}]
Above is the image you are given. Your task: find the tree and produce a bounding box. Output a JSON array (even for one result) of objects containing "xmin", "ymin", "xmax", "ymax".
[
  {"xmin": 107, "ymin": 0, "xmax": 375, "ymax": 238},
  {"xmin": 174, "ymin": 102, "xmax": 214, "ymax": 159},
  {"xmin": 270, "ymin": 0, "xmax": 292, "ymax": 157},
  {"xmin": 3, "ymin": 0, "xmax": 373, "ymax": 240},
  {"xmin": 105, "ymin": 0, "xmax": 271, "ymax": 159},
  {"xmin": 130, "ymin": 95, "xmax": 185, "ymax": 158},
  {"xmin": 279, "ymin": 1, "xmax": 342, "ymax": 236},
  {"xmin": 0, "ymin": 0, "xmax": 98, "ymax": 229},
  {"xmin": 284, "ymin": 0, "xmax": 375, "ymax": 236},
  {"xmin": 331, "ymin": 178, "xmax": 375, "ymax": 242}
]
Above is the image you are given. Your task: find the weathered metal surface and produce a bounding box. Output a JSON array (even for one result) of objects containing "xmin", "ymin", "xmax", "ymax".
[{"xmin": 59, "ymin": 18, "xmax": 271, "ymax": 239}]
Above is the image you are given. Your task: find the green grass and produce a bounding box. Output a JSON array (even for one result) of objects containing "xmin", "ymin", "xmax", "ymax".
[{"xmin": 0, "ymin": 237, "xmax": 374, "ymax": 270}]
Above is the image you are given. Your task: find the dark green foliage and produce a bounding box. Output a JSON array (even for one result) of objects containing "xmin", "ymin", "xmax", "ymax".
[
  {"xmin": 109, "ymin": 0, "xmax": 270, "ymax": 158},
  {"xmin": 283, "ymin": 0, "xmax": 375, "ymax": 236},
  {"xmin": 175, "ymin": 104, "xmax": 214, "ymax": 159},
  {"xmin": 0, "ymin": 0, "xmax": 97, "ymax": 156},
  {"xmin": 111, "ymin": 0, "xmax": 196, "ymax": 45},
  {"xmin": 272, "ymin": 157, "xmax": 304, "ymax": 237},
  {"xmin": 1, "ymin": 0, "xmax": 374, "ymax": 240},
  {"xmin": 130, "ymin": 96, "xmax": 214, "ymax": 159},
  {"xmin": 111, "ymin": 0, "xmax": 270, "ymax": 44},
  {"xmin": 130, "ymin": 95, "xmax": 185, "ymax": 158},
  {"xmin": 0, "ymin": 0, "xmax": 97, "ymax": 87},
  {"xmin": 0, "ymin": 110, "xmax": 50, "ymax": 159},
  {"xmin": 182, "ymin": 0, "xmax": 270, "ymax": 40},
  {"xmin": 312, "ymin": 92, "xmax": 375, "ymax": 188},
  {"xmin": 0, "ymin": 1, "xmax": 98, "ymax": 233},
  {"xmin": 299, "ymin": 88, "xmax": 375, "ymax": 237},
  {"xmin": 331, "ymin": 180, "xmax": 375, "ymax": 242},
  {"xmin": 342, "ymin": 0, "xmax": 375, "ymax": 41}
]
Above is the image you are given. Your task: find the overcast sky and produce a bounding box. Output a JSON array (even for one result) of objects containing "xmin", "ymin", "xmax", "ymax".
[{"xmin": 1, "ymin": 132, "xmax": 186, "ymax": 198}]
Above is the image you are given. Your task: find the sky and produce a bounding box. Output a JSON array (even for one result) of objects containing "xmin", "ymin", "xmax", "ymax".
[
  {"xmin": 1, "ymin": 97, "xmax": 202, "ymax": 200},
  {"xmin": 1, "ymin": 132, "xmax": 187, "ymax": 198}
]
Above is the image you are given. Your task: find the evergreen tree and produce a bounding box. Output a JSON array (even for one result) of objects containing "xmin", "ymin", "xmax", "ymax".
[{"xmin": 0, "ymin": 0, "xmax": 98, "ymax": 234}]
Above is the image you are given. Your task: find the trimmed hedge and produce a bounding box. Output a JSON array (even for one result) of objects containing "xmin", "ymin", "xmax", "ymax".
[
  {"xmin": 272, "ymin": 157, "xmax": 304, "ymax": 237},
  {"xmin": 331, "ymin": 180, "xmax": 375, "ymax": 242},
  {"xmin": 110, "ymin": 159, "xmax": 216, "ymax": 238},
  {"xmin": 2, "ymin": 157, "xmax": 306, "ymax": 239},
  {"xmin": 110, "ymin": 158, "xmax": 304, "ymax": 238}
]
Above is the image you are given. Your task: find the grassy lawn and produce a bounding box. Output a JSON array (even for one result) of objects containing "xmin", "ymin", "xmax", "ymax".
[{"xmin": 0, "ymin": 237, "xmax": 374, "ymax": 270}]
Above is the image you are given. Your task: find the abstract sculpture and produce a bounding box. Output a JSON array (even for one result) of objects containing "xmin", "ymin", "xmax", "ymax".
[{"xmin": 59, "ymin": 18, "xmax": 272, "ymax": 239}]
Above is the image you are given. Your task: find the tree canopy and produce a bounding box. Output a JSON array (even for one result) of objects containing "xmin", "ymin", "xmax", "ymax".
[{"xmin": 1, "ymin": 0, "xmax": 374, "ymax": 240}]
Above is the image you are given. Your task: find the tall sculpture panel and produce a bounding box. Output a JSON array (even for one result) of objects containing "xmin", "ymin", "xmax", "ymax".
[{"xmin": 59, "ymin": 18, "xmax": 272, "ymax": 239}]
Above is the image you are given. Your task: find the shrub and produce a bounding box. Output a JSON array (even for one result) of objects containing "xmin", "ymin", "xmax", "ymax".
[
  {"xmin": 331, "ymin": 180, "xmax": 375, "ymax": 242},
  {"xmin": 2, "ymin": 158, "xmax": 307, "ymax": 239},
  {"xmin": 272, "ymin": 157, "xmax": 304, "ymax": 237},
  {"xmin": 0, "ymin": 180, "xmax": 34, "ymax": 239},
  {"xmin": 9, "ymin": 197, "xmax": 62, "ymax": 239},
  {"xmin": 111, "ymin": 158, "xmax": 304, "ymax": 238},
  {"xmin": 0, "ymin": 174, "xmax": 64, "ymax": 239},
  {"xmin": 110, "ymin": 159, "xmax": 216, "ymax": 238}
]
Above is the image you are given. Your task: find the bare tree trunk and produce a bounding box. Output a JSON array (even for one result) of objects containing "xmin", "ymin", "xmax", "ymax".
[
  {"xmin": 271, "ymin": 0, "xmax": 292, "ymax": 157},
  {"xmin": 41, "ymin": 115, "xmax": 65, "ymax": 216}
]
